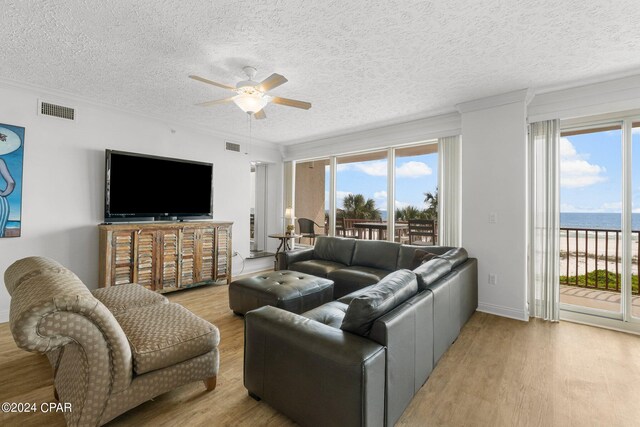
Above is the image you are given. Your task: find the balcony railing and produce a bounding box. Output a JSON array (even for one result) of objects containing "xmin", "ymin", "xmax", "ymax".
[{"xmin": 560, "ymin": 227, "xmax": 639, "ymax": 295}]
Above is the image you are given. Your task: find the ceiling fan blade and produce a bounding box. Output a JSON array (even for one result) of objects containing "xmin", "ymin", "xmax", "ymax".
[
  {"xmin": 257, "ymin": 73, "xmax": 288, "ymax": 92},
  {"xmin": 254, "ymin": 109, "xmax": 266, "ymax": 120},
  {"xmin": 271, "ymin": 96, "xmax": 312, "ymax": 110},
  {"xmin": 189, "ymin": 75, "xmax": 236, "ymax": 91},
  {"xmin": 195, "ymin": 97, "xmax": 236, "ymax": 107}
]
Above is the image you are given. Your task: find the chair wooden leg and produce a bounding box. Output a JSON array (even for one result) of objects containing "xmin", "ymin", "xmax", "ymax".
[{"xmin": 203, "ymin": 375, "xmax": 217, "ymax": 391}]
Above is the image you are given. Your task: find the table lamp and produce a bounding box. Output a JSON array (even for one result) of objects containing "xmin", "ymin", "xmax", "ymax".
[{"xmin": 284, "ymin": 207, "xmax": 296, "ymax": 235}]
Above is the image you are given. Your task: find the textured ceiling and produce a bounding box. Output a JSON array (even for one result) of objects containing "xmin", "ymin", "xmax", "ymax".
[{"xmin": 2, "ymin": 1, "xmax": 640, "ymax": 144}]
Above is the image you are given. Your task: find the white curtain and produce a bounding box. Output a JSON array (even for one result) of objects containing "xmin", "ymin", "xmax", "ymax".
[
  {"xmin": 438, "ymin": 135, "xmax": 462, "ymax": 247},
  {"xmin": 529, "ymin": 120, "xmax": 560, "ymax": 321}
]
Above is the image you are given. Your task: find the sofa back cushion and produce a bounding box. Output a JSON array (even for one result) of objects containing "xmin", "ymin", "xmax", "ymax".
[
  {"xmin": 340, "ymin": 269, "xmax": 418, "ymax": 336},
  {"xmin": 396, "ymin": 245, "xmax": 456, "ymax": 270},
  {"xmin": 437, "ymin": 247, "xmax": 469, "ymax": 268},
  {"xmin": 314, "ymin": 236, "xmax": 356, "ymax": 266},
  {"xmin": 413, "ymin": 258, "xmax": 453, "ymax": 291},
  {"xmin": 352, "ymin": 240, "xmax": 400, "ymax": 271}
]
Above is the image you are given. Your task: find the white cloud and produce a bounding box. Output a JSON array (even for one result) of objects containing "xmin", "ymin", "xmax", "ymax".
[
  {"xmin": 337, "ymin": 160, "xmax": 432, "ymax": 178},
  {"xmin": 600, "ymin": 202, "xmax": 622, "ymax": 211},
  {"xmin": 396, "ymin": 161, "xmax": 432, "ymax": 178},
  {"xmin": 353, "ymin": 160, "xmax": 387, "ymax": 177},
  {"xmin": 560, "ymin": 137, "xmax": 607, "ymax": 188},
  {"xmin": 374, "ymin": 191, "xmax": 387, "ymax": 200},
  {"xmin": 561, "ymin": 201, "xmax": 621, "ymax": 213},
  {"xmin": 395, "ymin": 200, "xmax": 411, "ymax": 209}
]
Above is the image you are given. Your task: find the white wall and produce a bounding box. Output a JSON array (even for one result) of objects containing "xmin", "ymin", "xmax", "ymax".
[
  {"xmin": 0, "ymin": 83, "xmax": 283, "ymax": 322},
  {"xmin": 460, "ymin": 97, "xmax": 529, "ymax": 321}
]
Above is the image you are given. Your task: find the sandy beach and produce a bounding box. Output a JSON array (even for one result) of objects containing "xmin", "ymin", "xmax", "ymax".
[{"xmin": 559, "ymin": 230, "xmax": 639, "ymax": 279}]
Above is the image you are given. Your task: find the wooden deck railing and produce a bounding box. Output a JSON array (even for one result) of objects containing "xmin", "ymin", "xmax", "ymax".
[{"xmin": 560, "ymin": 227, "xmax": 639, "ymax": 295}]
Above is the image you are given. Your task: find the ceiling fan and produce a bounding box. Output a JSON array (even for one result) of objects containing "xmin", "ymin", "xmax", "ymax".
[{"xmin": 189, "ymin": 66, "xmax": 311, "ymax": 120}]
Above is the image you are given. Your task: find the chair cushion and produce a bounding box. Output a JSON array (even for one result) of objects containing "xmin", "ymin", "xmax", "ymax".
[
  {"xmin": 352, "ymin": 240, "xmax": 400, "ymax": 271},
  {"xmin": 115, "ymin": 303, "xmax": 220, "ymax": 375},
  {"xmin": 413, "ymin": 258, "xmax": 453, "ymax": 291},
  {"xmin": 340, "ymin": 269, "xmax": 418, "ymax": 336},
  {"xmin": 302, "ymin": 301, "xmax": 349, "ymax": 328},
  {"xmin": 289, "ymin": 259, "xmax": 345, "ymax": 278},
  {"xmin": 313, "ymin": 236, "xmax": 356, "ymax": 266},
  {"xmin": 92, "ymin": 283, "xmax": 168, "ymax": 315},
  {"xmin": 327, "ymin": 266, "xmax": 391, "ymax": 299}
]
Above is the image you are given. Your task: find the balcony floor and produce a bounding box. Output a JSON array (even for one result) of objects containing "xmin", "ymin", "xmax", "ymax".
[{"xmin": 560, "ymin": 285, "xmax": 640, "ymax": 317}]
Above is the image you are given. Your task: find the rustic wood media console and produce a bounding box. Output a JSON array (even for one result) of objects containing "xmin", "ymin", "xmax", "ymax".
[{"xmin": 98, "ymin": 221, "xmax": 233, "ymax": 293}]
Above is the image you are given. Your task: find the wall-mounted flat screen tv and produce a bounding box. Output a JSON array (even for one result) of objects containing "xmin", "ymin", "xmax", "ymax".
[{"xmin": 104, "ymin": 150, "xmax": 213, "ymax": 222}]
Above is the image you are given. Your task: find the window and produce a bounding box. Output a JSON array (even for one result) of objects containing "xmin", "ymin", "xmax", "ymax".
[{"xmin": 292, "ymin": 141, "xmax": 440, "ymax": 244}]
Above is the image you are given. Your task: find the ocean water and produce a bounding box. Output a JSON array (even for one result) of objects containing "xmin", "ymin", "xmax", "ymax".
[
  {"xmin": 6, "ymin": 221, "xmax": 20, "ymax": 229},
  {"xmin": 560, "ymin": 213, "xmax": 640, "ymax": 230}
]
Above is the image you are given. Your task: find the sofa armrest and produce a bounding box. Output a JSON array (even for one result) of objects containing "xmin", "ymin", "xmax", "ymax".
[
  {"xmin": 282, "ymin": 247, "xmax": 314, "ymax": 268},
  {"xmin": 244, "ymin": 306, "xmax": 386, "ymax": 427}
]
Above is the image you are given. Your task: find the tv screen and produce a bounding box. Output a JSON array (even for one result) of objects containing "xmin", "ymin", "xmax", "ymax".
[{"xmin": 105, "ymin": 150, "xmax": 213, "ymax": 221}]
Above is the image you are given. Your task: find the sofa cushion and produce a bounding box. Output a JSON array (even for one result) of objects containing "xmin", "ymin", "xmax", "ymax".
[
  {"xmin": 337, "ymin": 285, "xmax": 376, "ymax": 305},
  {"xmin": 340, "ymin": 269, "xmax": 418, "ymax": 336},
  {"xmin": 92, "ymin": 283, "xmax": 168, "ymax": 315},
  {"xmin": 302, "ymin": 300, "xmax": 349, "ymax": 328},
  {"xmin": 396, "ymin": 245, "xmax": 456, "ymax": 270},
  {"xmin": 410, "ymin": 250, "xmax": 438, "ymax": 270},
  {"xmin": 438, "ymin": 248, "xmax": 469, "ymax": 268},
  {"xmin": 115, "ymin": 303, "xmax": 220, "ymax": 375},
  {"xmin": 327, "ymin": 266, "xmax": 390, "ymax": 299},
  {"xmin": 289, "ymin": 259, "xmax": 346, "ymax": 278},
  {"xmin": 313, "ymin": 236, "xmax": 356, "ymax": 266},
  {"xmin": 352, "ymin": 240, "xmax": 400, "ymax": 271},
  {"xmin": 413, "ymin": 258, "xmax": 453, "ymax": 291}
]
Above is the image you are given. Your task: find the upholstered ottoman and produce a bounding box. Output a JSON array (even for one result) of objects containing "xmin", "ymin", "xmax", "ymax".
[{"xmin": 229, "ymin": 270, "xmax": 334, "ymax": 315}]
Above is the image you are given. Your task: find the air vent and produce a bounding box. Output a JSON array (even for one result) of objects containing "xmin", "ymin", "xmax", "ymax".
[
  {"xmin": 39, "ymin": 101, "xmax": 75, "ymax": 121},
  {"xmin": 225, "ymin": 142, "xmax": 241, "ymax": 152}
]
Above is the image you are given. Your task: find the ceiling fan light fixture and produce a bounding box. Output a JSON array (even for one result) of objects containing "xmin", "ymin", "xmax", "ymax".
[{"xmin": 233, "ymin": 93, "xmax": 270, "ymax": 114}]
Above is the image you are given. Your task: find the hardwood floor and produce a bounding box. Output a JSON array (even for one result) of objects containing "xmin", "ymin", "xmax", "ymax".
[{"xmin": 1, "ymin": 284, "xmax": 640, "ymax": 426}]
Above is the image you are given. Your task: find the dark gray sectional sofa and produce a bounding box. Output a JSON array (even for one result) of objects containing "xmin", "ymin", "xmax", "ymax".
[{"xmin": 244, "ymin": 236, "xmax": 478, "ymax": 427}]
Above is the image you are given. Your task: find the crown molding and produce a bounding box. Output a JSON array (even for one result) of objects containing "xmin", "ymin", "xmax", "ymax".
[
  {"xmin": 456, "ymin": 89, "xmax": 531, "ymax": 114},
  {"xmin": 0, "ymin": 77, "xmax": 281, "ymax": 151},
  {"xmin": 284, "ymin": 112, "xmax": 461, "ymax": 161},
  {"xmin": 528, "ymin": 73, "xmax": 640, "ymax": 122}
]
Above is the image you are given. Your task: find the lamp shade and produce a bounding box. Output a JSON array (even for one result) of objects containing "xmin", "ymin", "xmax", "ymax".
[
  {"xmin": 233, "ymin": 94, "xmax": 269, "ymax": 114},
  {"xmin": 284, "ymin": 207, "xmax": 295, "ymax": 219}
]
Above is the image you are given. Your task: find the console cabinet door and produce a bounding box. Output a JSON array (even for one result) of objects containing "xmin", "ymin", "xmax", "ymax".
[
  {"xmin": 216, "ymin": 225, "xmax": 231, "ymax": 281},
  {"xmin": 180, "ymin": 228, "xmax": 197, "ymax": 287},
  {"xmin": 110, "ymin": 230, "xmax": 136, "ymax": 286},
  {"xmin": 135, "ymin": 229, "xmax": 157, "ymax": 290},
  {"xmin": 157, "ymin": 229, "xmax": 179, "ymax": 291},
  {"xmin": 196, "ymin": 228, "xmax": 216, "ymax": 282}
]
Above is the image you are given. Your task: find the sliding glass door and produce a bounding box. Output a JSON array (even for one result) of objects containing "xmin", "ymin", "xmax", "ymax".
[{"xmin": 560, "ymin": 116, "xmax": 640, "ymax": 325}]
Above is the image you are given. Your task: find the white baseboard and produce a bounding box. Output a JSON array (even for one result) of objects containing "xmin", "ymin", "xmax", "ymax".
[
  {"xmin": 0, "ymin": 308, "xmax": 8, "ymax": 324},
  {"xmin": 477, "ymin": 302, "xmax": 529, "ymax": 322}
]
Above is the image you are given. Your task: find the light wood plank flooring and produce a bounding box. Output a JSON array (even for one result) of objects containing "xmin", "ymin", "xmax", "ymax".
[{"xmin": 1, "ymin": 284, "xmax": 640, "ymax": 426}]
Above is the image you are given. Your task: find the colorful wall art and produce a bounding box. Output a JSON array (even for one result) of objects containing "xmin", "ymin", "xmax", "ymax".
[{"xmin": 0, "ymin": 123, "xmax": 24, "ymax": 238}]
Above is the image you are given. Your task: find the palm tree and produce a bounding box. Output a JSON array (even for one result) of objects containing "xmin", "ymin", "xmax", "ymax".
[
  {"xmin": 395, "ymin": 205, "xmax": 427, "ymax": 221},
  {"xmin": 424, "ymin": 187, "xmax": 438, "ymax": 220},
  {"xmin": 342, "ymin": 194, "xmax": 381, "ymax": 220}
]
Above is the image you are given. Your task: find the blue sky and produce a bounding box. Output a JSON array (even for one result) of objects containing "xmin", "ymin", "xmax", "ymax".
[
  {"xmin": 560, "ymin": 127, "xmax": 640, "ymax": 212},
  {"xmin": 324, "ymin": 153, "xmax": 439, "ymax": 211}
]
